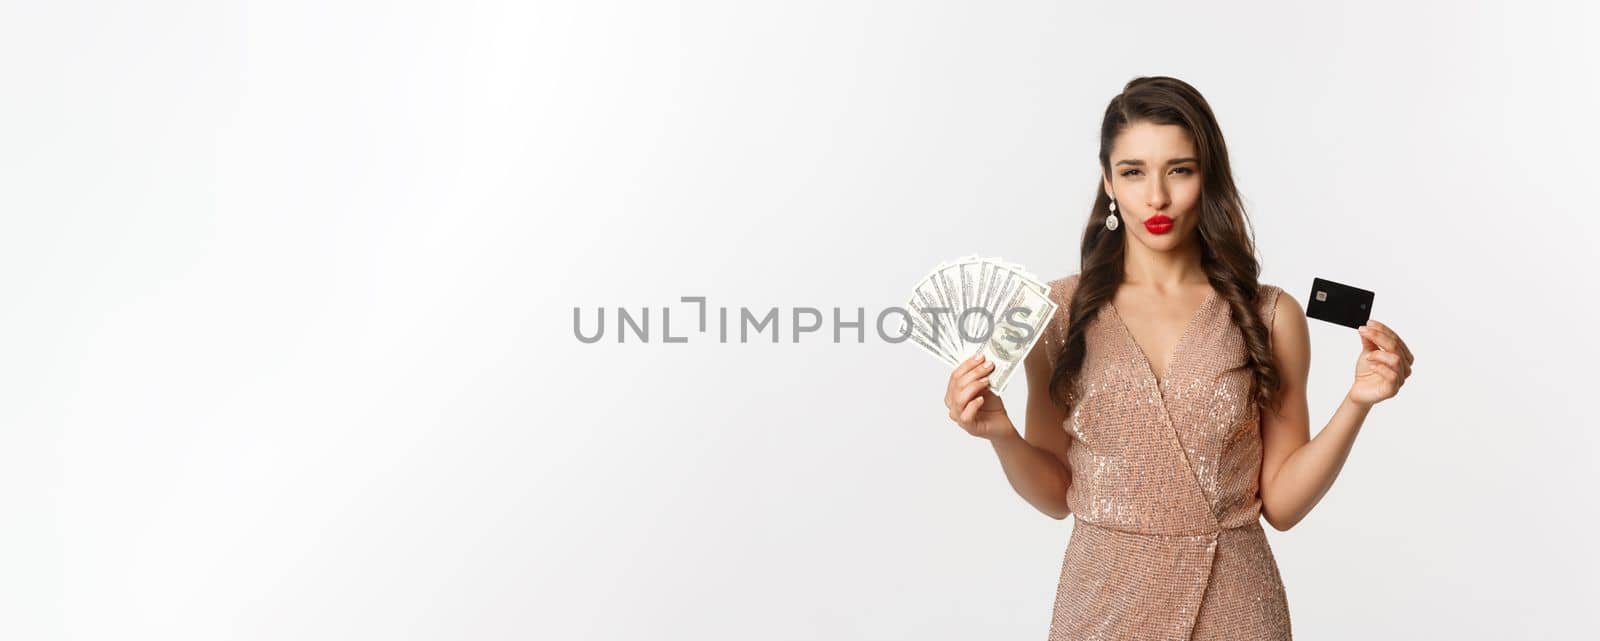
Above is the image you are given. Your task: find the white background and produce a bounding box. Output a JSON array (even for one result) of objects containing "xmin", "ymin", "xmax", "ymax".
[{"xmin": 3, "ymin": 1, "xmax": 1597, "ymax": 639}]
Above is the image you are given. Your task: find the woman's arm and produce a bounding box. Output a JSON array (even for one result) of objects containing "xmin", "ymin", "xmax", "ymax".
[
  {"xmin": 985, "ymin": 333, "xmax": 1074, "ymax": 520},
  {"xmin": 1257, "ymin": 291, "xmax": 1412, "ymax": 531}
]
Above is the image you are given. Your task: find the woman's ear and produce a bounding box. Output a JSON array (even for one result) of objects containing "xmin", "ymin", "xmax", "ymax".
[{"xmin": 1101, "ymin": 172, "xmax": 1114, "ymax": 199}]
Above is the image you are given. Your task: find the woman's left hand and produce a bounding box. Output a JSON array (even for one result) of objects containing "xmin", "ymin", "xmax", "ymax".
[{"xmin": 1348, "ymin": 319, "xmax": 1414, "ymax": 408}]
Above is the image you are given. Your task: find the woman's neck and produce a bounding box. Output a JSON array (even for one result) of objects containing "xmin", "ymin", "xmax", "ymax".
[{"xmin": 1122, "ymin": 240, "xmax": 1206, "ymax": 293}]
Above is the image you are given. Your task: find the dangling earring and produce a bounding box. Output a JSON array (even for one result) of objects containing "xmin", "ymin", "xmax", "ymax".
[{"xmin": 1105, "ymin": 199, "xmax": 1120, "ymax": 231}]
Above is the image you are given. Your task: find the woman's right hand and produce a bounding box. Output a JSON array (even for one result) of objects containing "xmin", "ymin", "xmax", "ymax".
[{"xmin": 945, "ymin": 352, "xmax": 1013, "ymax": 440}]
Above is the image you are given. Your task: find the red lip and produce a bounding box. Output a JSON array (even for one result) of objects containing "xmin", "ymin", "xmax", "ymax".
[{"xmin": 1144, "ymin": 215, "xmax": 1174, "ymax": 234}]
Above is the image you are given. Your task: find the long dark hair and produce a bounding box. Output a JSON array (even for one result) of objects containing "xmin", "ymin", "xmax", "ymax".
[{"xmin": 1047, "ymin": 76, "xmax": 1283, "ymax": 417}]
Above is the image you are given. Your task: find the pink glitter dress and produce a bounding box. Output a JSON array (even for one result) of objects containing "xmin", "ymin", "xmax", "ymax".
[{"xmin": 1037, "ymin": 274, "xmax": 1293, "ymax": 640}]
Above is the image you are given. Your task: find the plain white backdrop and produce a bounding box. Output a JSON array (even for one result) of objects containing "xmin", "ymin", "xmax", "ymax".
[{"xmin": 3, "ymin": 1, "xmax": 1597, "ymax": 639}]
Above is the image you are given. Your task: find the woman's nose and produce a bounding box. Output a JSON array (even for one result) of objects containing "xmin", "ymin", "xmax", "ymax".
[{"xmin": 1147, "ymin": 182, "xmax": 1170, "ymax": 209}]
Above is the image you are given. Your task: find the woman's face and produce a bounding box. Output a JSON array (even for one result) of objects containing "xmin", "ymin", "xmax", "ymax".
[{"xmin": 1102, "ymin": 121, "xmax": 1203, "ymax": 252}]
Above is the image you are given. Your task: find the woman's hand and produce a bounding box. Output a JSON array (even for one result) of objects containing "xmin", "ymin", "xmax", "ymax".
[
  {"xmin": 945, "ymin": 352, "xmax": 1012, "ymax": 440},
  {"xmin": 1348, "ymin": 319, "xmax": 1414, "ymax": 408}
]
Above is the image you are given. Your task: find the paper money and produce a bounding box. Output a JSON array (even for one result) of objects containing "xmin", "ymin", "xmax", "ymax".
[{"xmin": 901, "ymin": 255, "xmax": 1057, "ymax": 394}]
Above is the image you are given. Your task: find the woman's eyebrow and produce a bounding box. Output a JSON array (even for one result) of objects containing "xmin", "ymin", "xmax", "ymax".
[{"xmin": 1114, "ymin": 157, "xmax": 1199, "ymax": 167}]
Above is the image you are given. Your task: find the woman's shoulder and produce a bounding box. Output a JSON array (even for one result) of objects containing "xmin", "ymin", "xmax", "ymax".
[
  {"xmin": 1255, "ymin": 280, "xmax": 1283, "ymax": 301},
  {"xmin": 1253, "ymin": 281, "xmax": 1293, "ymax": 326},
  {"xmin": 1034, "ymin": 274, "xmax": 1081, "ymax": 370},
  {"xmin": 1046, "ymin": 272, "xmax": 1081, "ymax": 286},
  {"xmin": 1045, "ymin": 273, "xmax": 1082, "ymax": 300},
  {"xmin": 1041, "ymin": 273, "xmax": 1081, "ymax": 338},
  {"xmin": 1046, "ymin": 274, "xmax": 1280, "ymax": 304},
  {"xmin": 1040, "ymin": 275, "xmax": 1291, "ymax": 317}
]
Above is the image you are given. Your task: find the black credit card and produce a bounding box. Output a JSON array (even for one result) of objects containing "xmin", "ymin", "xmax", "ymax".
[{"xmin": 1304, "ymin": 277, "xmax": 1374, "ymax": 329}]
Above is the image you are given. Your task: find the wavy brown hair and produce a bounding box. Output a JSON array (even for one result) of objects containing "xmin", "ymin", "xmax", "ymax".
[{"xmin": 1047, "ymin": 76, "xmax": 1283, "ymax": 417}]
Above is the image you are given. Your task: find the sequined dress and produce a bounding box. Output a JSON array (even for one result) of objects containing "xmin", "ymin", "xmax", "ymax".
[{"xmin": 1037, "ymin": 274, "xmax": 1292, "ymax": 640}]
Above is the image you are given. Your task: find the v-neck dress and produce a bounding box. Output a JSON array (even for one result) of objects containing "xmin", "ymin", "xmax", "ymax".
[{"xmin": 1036, "ymin": 273, "xmax": 1292, "ymax": 641}]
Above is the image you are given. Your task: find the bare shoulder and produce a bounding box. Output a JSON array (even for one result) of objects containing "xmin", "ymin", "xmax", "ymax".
[{"xmin": 1269, "ymin": 285, "xmax": 1299, "ymax": 318}]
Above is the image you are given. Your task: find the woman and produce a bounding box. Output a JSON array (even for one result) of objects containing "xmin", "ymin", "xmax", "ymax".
[{"xmin": 942, "ymin": 76, "xmax": 1415, "ymax": 640}]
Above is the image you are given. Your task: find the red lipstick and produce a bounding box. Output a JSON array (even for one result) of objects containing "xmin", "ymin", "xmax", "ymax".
[{"xmin": 1144, "ymin": 214, "xmax": 1174, "ymax": 234}]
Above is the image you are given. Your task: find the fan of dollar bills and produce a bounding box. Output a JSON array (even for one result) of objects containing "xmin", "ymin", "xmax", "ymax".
[{"xmin": 900, "ymin": 255, "xmax": 1058, "ymax": 394}]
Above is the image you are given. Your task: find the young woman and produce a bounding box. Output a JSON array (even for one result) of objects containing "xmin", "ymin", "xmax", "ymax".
[{"xmin": 941, "ymin": 76, "xmax": 1415, "ymax": 640}]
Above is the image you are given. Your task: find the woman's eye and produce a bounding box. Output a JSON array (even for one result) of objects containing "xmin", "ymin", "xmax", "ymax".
[
  {"xmin": 1172, "ymin": 167, "xmax": 1194, "ymax": 175},
  {"xmin": 1120, "ymin": 170, "xmax": 1140, "ymax": 177}
]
